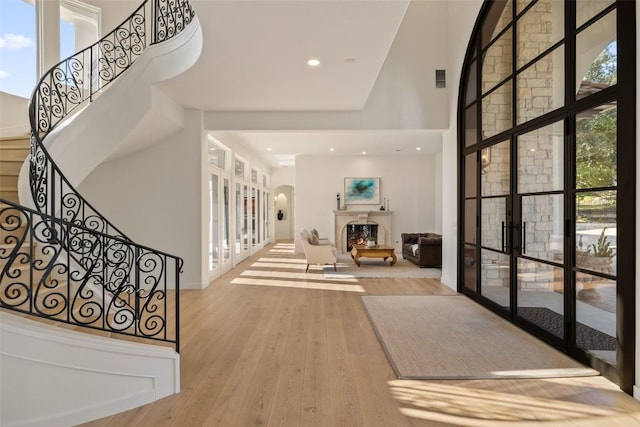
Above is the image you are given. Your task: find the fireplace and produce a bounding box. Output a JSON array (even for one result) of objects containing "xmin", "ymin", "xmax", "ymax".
[
  {"xmin": 346, "ymin": 224, "xmax": 378, "ymax": 251},
  {"xmin": 332, "ymin": 210, "xmax": 391, "ymax": 254}
]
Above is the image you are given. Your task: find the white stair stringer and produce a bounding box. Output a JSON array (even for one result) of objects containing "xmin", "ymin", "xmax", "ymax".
[
  {"xmin": 18, "ymin": 15, "xmax": 203, "ymax": 207},
  {"xmin": 0, "ymin": 311, "xmax": 180, "ymax": 427}
]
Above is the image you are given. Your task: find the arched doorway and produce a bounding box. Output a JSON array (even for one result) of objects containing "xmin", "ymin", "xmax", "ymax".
[
  {"xmin": 274, "ymin": 185, "xmax": 294, "ymax": 241},
  {"xmin": 457, "ymin": 0, "xmax": 635, "ymax": 392}
]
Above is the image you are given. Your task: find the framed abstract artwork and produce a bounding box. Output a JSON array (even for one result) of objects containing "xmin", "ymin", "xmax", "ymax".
[{"xmin": 344, "ymin": 177, "xmax": 381, "ymax": 205}]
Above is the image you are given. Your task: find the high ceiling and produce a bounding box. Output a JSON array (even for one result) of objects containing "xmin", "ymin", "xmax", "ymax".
[{"xmin": 157, "ymin": 0, "xmax": 443, "ymax": 169}]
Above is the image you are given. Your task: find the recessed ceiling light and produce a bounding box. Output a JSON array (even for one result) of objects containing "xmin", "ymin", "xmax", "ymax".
[
  {"xmin": 362, "ymin": 151, "xmax": 367, "ymax": 155},
  {"xmin": 330, "ymin": 148, "xmax": 334, "ymax": 152},
  {"xmin": 416, "ymin": 147, "xmax": 422, "ymax": 151},
  {"xmin": 307, "ymin": 58, "xmax": 320, "ymax": 67},
  {"xmin": 267, "ymin": 147, "xmax": 272, "ymax": 151}
]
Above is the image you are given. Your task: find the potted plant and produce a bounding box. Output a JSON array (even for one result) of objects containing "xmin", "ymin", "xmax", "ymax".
[
  {"xmin": 576, "ymin": 227, "xmax": 615, "ymax": 302},
  {"xmin": 588, "ymin": 226, "xmax": 615, "ymax": 263},
  {"xmin": 576, "ymin": 227, "xmax": 615, "ymax": 267},
  {"xmin": 576, "ymin": 234, "xmax": 591, "ymax": 265}
]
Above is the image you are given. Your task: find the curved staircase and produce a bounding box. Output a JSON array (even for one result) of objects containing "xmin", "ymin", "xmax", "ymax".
[{"xmin": 0, "ymin": 1, "xmax": 201, "ymax": 425}]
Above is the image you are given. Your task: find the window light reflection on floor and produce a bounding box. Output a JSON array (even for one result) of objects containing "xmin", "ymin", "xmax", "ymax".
[
  {"xmin": 388, "ymin": 380, "xmax": 625, "ymax": 426},
  {"xmin": 268, "ymin": 249, "xmax": 296, "ymax": 254},
  {"xmin": 241, "ymin": 269, "xmax": 317, "ymax": 280},
  {"xmin": 231, "ymin": 277, "xmax": 365, "ymax": 293},
  {"xmin": 251, "ymin": 262, "xmax": 308, "ymax": 270},
  {"xmin": 257, "ymin": 257, "xmax": 307, "ymax": 264}
]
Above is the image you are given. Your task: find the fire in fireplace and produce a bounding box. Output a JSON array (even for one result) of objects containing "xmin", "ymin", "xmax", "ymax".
[{"xmin": 346, "ymin": 224, "xmax": 378, "ymax": 251}]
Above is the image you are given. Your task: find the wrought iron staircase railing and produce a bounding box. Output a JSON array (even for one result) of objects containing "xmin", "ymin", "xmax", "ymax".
[{"xmin": 0, "ymin": 0, "xmax": 195, "ymax": 351}]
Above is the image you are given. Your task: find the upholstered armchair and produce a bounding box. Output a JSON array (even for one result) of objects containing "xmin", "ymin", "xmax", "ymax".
[{"xmin": 300, "ymin": 229, "xmax": 337, "ymax": 272}]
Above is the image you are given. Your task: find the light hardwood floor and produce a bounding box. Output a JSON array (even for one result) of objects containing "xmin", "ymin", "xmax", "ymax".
[{"xmin": 81, "ymin": 242, "xmax": 640, "ymax": 427}]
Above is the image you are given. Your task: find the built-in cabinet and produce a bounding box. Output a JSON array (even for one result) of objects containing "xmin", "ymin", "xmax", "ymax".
[{"xmin": 208, "ymin": 140, "xmax": 272, "ymax": 281}]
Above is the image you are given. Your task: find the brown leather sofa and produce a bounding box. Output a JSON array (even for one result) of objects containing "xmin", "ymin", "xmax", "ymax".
[{"xmin": 401, "ymin": 233, "xmax": 442, "ymax": 267}]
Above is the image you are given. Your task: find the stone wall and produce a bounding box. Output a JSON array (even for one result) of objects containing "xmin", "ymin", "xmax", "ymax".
[{"xmin": 479, "ymin": 0, "xmax": 562, "ymax": 292}]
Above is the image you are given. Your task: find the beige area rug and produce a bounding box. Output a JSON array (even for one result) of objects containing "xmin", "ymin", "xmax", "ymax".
[
  {"xmin": 323, "ymin": 254, "xmax": 441, "ymax": 280},
  {"xmin": 361, "ymin": 295, "xmax": 599, "ymax": 379}
]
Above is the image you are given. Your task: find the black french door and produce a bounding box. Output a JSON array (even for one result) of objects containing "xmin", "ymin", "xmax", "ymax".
[{"xmin": 458, "ymin": 0, "xmax": 634, "ymax": 392}]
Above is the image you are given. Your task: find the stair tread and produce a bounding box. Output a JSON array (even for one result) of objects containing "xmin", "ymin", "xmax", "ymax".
[
  {"xmin": 0, "ymin": 135, "xmax": 30, "ymax": 140},
  {"xmin": 0, "ymin": 142, "xmax": 30, "ymax": 149},
  {"xmin": 0, "ymin": 143, "xmax": 29, "ymax": 148},
  {"xmin": 0, "ymin": 165, "xmax": 22, "ymax": 175},
  {"xmin": 1, "ymin": 221, "xmax": 27, "ymax": 226},
  {"xmin": 0, "ymin": 241, "xmax": 34, "ymax": 248}
]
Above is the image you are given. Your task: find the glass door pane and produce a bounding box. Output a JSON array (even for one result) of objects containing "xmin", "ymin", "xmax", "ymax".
[
  {"xmin": 223, "ymin": 178, "xmax": 230, "ymax": 264},
  {"xmin": 251, "ymin": 188, "xmax": 257, "ymax": 247},
  {"xmin": 463, "ymin": 153, "xmax": 478, "ymax": 292},
  {"xmin": 256, "ymin": 189, "xmax": 261, "ymax": 244},
  {"xmin": 574, "ymin": 102, "xmax": 617, "ymax": 366},
  {"xmin": 480, "ymin": 198, "xmax": 510, "ymax": 308},
  {"xmin": 479, "ymin": 140, "xmax": 511, "ymax": 308},
  {"xmin": 235, "ymin": 183, "xmax": 242, "ymax": 256},
  {"xmin": 516, "ymin": 194, "xmax": 565, "ymax": 339},
  {"xmin": 264, "ymin": 191, "xmax": 270, "ymax": 241},
  {"xmin": 515, "ymin": 120, "xmax": 566, "ymax": 338},
  {"xmin": 243, "ymin": 184, "xmax": 249, "ymax": 252},
  {"xmin": 209, "ymin": 174, "xmax": 219, "ymax": 271}
]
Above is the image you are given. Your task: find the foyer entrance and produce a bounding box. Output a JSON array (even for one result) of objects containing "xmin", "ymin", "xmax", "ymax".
[{"xmin": 457, "ymin": 0, "xmax": 635, "ymax": 392}]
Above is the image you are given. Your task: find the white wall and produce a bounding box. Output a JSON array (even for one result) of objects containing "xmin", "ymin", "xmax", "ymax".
[
  {"xmin": 435, "ymin": 151, "xmax": 443, "ymax": 233},
  {"xmin": 80, "ymin": 110, "xmax": 284, "ymax": 290},
  {"xmin": 83, "ymin": 0, "xmax": 140, "ymax": 31},
  {"xmin": 440, "ymin": 0, "xmax": 483, "ymax": 289},
  {"xmin": 271, "ymin": 166, "xmax": 295, "ymax": 189},
  {"xmin": 0, "ymin": 92, "xmax": 29, "ymax": 138},
  {"xmin": 78, "ymin": 109, "xmax": 206, "ymax": 289},
  {"xmin": 364, "ymin": 0, "xmax": 449, "ymax": 129},
  {"xmin": 295, "ymin": 154, "xmax": 439, "ymax": 254}
]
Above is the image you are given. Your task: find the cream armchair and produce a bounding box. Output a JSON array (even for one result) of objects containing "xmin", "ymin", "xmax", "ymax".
[{"xmin": 300, "ymin": 229, "xmax": 337, "ymax": 272}]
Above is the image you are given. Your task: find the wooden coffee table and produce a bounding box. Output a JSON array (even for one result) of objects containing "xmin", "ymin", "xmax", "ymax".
[{"xmin": 350, "ymin": 244, "xmax": 397, "ymax": 266}]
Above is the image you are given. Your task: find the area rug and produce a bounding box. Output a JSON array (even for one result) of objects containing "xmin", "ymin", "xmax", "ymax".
[
  {"xmin": 323, "ymin": 255, "xmax": 441, "ymax": 280},
  {"xmin": 518, "ymin": 307, "xmax": 616, "ymax": 351},
  {"xmin": 361, "ymin": 295, "xmax": 599, "ymax": 379}
]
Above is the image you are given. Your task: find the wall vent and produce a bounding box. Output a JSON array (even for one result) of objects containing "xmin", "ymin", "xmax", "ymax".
[{"xmin": 436, "ymin": 69, "xmax": 446, "ymax": 88}]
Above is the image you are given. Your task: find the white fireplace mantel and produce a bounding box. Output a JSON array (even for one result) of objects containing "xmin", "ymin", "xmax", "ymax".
[{"xmin": 332, "ymin": 210, "xmax": 392, "ymax": 254}]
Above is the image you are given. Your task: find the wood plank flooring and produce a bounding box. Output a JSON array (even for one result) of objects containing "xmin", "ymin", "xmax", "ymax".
[{"xmin": 80, "ymin": 242, "xmax": 640, "ymax": 427}]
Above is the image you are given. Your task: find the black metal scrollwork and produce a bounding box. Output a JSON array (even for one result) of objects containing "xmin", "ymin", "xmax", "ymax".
[
  {"xmin": 155, "ymin": 0, "xmax": 195, "ymax": 43},
  {"xmin": 0, "ymin": 0, "xmax": 194, "ymax": 352},
  {"xmin": 0, "ymin": 201, "xmax": 182, "ymax": 346}
]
